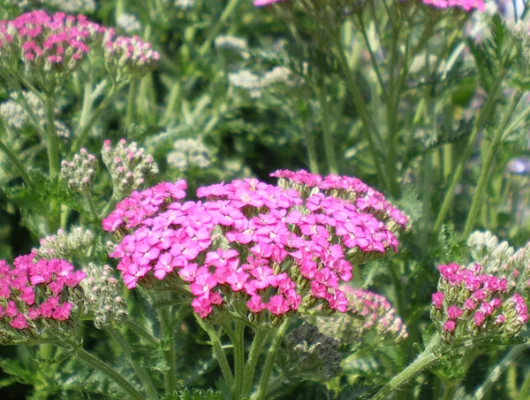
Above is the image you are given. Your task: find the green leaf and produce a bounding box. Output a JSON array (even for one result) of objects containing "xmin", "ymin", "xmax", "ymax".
[{"xmin": 160, "ymin": 388, "xmax": 224, "ymax": 400}]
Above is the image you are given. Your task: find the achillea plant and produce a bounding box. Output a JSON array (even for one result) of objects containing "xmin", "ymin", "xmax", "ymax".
[{"xmin": 103, "ymin": 169, "xmax": 407, "ymax": 398}]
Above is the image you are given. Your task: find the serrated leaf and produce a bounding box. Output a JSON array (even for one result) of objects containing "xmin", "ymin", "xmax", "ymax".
[{"xmin": 160, "ymin": 388, "xmax": 224, "ymax": 400}]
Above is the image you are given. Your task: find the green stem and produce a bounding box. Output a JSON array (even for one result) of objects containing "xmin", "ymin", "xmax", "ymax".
[
  {"xmin": 123, "ymin": 319, "xmax": 160, "ymax": 346},
  {"xmin": 301, "ymin": 120, "xmax": 319, "ymax": 174},
  {"xmin": 84, "ymin": 192, "xmax": 99, "ymax": 222},
  {"xmin": 162, "ymin": 82, "xmax": 181, "ymax": 125},
  {"xmin": 125, "ymin": 79, "xmax": 138, "ymax": 127},
  {"xmin": 76, "ymin": 347, "xmax": 144, "ymax": 400},
  {"xmin": 475, "ymin": 345, "xmax": 529, "ymax": 400},
  {"xmin": 254, "ymin": 319, "xmax": 290, "ymax": 400},
  {"xmin": 462, "ymin": 91, "xmax": 523, "ymax": 237},
  {"xmin": 72, "ymin": 85, "xmax": 119, "ymax": 156},
  {"xmin": 442, "ymin": 380, "xmax": 460, "ymax": 400},
  {"xmin": 242, "ymin": 329, "xmax": 270, "ymax": 397},
  {"xmin": 372, "ymin": 334, "xmax": 441, "ymax": 400},
  {"xmin": 0, "ymin": 139, "xmax": 31, "ymax": 187},
  {"xmin": 107, "ymin": 328, "xmax": 159, "ymax": 399},
  {"xmin": 331, "ymin": 28, "xmax": 387, "ymax": 189},
  {"xmin": 197, "ymin": 317, "xmax": 234, "ymax": 388},
  {"xmin": 517, "ymin": 363, "xmax": 530, "ymax": 400},
  {"xmin": 44, "ymin": 95, "xmax": 59, "ymax": 177},
  {"xmin": 159, "ymin": 308, "xmax": 177, "ymax": 394},
  {"xmin": 432, "ymin": 68, "xmax": 506, "ymax": 236},
  {"xmin": 198, "ymin": 0, "xmax": 241, "ymax": 57},
  {"xmin": 234, "ymin": 321, "xmax": 245, "ymax": 399},
  {"xmin": 317, "ymin": 80, "xmax": 338, "ymax": 174}
]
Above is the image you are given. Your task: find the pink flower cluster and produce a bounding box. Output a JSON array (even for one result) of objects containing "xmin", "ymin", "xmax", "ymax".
[
  {"xmin": 104, "ymin": 170, "xmax": 405, "ymax": 321},
  {"xmin": 431, "ymin": 263, "xmax": 529, "ymax": 340},
  {"xmin": 0, "ymin": 11, "xmax": 106, "ymax": 70},
  {"xmin": 343, "ymin": 286, "xmax": 407, "ymax": 340},
  {"xmin": 253, "ymin": 0, "xmax": 484, "ymax": 12},
  {"xmin": 316, "ymin": 285, "xmax": 407, "ymax": 346},
  {"xmin": 422, "ymin": 0, "xmax": 485, "ymax": 11},
  {"xmin": 0, "ymin": 11, "xmax": 159, "ymax": 79},
  {"xmin": 0, "ymin": 254, "xmax": 85, "ymax": 331},
  {"xmin": 272, "ymin": 169, "xmax": 408, "ymax": 230}
]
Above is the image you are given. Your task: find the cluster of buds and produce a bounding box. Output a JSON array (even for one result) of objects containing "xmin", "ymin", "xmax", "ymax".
[
  {"xmin": 467, "ymin": 231, "xmax": 530, "ymax": 292},
  {"xmin": 281, "ymin": 323, "xmax": 342, "ymax": 382},
  {"xmin": 0, "ymin": 11, "xmax": 107, "ymax": 88},
  {"xmin": 116, "ymin": 13, "xmax": 141, "ymax": 34},
  {"xmin": 167, "ymin": 138, "xmax": 212, "ymax": 173},
  {"xmin": 0, "ymin": 91, "xmax": 70, "ymax": 138},
  {"xmin": 80, "ymin": 263, "xmax": 127, "ymax": 329},
  {"xmin": 103, "ymin": 169, "xmax": 406, "ymax": 327},
  {"xmin": 0, "ymin": 11, "xmax": 159, "ymax": 90},
  {"xmin": 214, "ymin": 35, "xmax": 248, "ymax": 54},
  {"xmin": 104, "ymin": 35, "xmax": 160, "ymax": 80},
  {"xmin": 431, "ymin": 261, "xmax": 528, "ymax": 343},
  {"xmin": 60, "ymin": 148, "xmax": 99, "ymax": 193},
  {"xmin": 102, "ymin": 139, "xmax": 159, "ymax": 196},
  {"xmin": 316, "ymin": 286, "xmax": 407, "ymax": 347},
  {"xmin": 35, "ymin": 227, "xmax": 96, "ymax": 260},
  {"xmin": 0, "ymin": 253, "xmax": 85, "ymax": 345},
  {"xmin": 228, "ymin": 70, "xmax": 263, "ymax": 98}
]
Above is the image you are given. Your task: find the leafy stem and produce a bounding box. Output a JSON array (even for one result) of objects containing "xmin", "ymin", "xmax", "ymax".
[
  {"xmin": 106, "ymin": 328, "xmax": 159, "ymax": 399},
  {"xmin": 44, "ymin": 94, "xmax": 59, "ymax": 178},
  {"xmin": 432, "ymin": 67, "xmax": 506, "ymax": 236},
  {"xmin": 254, "ymin": 318, "xmax": 290, "ymax": 400},
  {"xmin": 462, "ymin": 91, "xmax": 523, "ymax": 237},
  {"xmin": 75, "ymin": 347, "xmax": 144, "ymax": 400},
  {"xmin": 372, "ymin": 333, "xmax": 441, "ymax": 400}
]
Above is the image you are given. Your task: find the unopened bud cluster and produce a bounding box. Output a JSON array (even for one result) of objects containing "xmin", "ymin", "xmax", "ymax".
[
  {"xmin": 116, "ymin": 13, "xmax": 141, "ymax": 34},
  {"xmin": 316, "ymin": 286, "xmax": 407, "ymax": 346},
  {"xmin": 431, "ymin": 262, "xmax": 528, "ymax": 343},
  {"xmin": 283, "ymin": 323, "xmax": 342, "ymax": 382},
  {"xmin": 60, "ymin": 148, "xmax": 99, "ymax": 193},
  {"xmin": 167, "ymin": 138, "xmax": 212, "ymax": 172},
  {"xmin": 214, "ymin": 35, "xmax": 248, "ymax": 54},
  {"xmin": 105, "ymin": 35, "xmax": 160, "ymax": 80},
  {"xmin": 229, "ymin": 66, "xmax": 306, "ymax": 99},
  {"xmin": 0, "ymin": 91, "xmax": 70, "ymax": 138},
  {"xmin": 102, "ymin": 139, "xmax": 159, "ymax": 195},
  {"xmin": 35, "ymin": 227, "xmax": 96, "ymax": 260},
  {"xmin": 80, "ymin": 263, "xmax": 127, "ymax": 329},
  {"xmin": 0, "ymin": 253, "xmax": 85, "ymax": 345},
  {"xmin": 467, "ymin": 231, "xmax": 530, "ymax": 292}
]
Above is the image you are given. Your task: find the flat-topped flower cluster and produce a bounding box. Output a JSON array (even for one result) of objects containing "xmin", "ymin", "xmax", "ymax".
[
  {"xmin": 104, "ymin": 170, "xmax": 407, "ymax": 323},
  {"xmin": 0, "ymin": 253, "xmax": 85, "ymax": 343},
  {"xmin": 0, "ymin": 11, "xmax": 159, "ymax": 85},
  {"xmin": 431, "ymin": 262, "xmax": 528, "ymax": 342}
]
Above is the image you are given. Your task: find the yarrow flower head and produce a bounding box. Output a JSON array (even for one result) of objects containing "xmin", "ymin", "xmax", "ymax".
[
  {"xmin": 431, "ymin": 261, "xmax": 528, "ymax": 343},
  {"xmin": 80, "ymin": 263, "xmax": 128, "ymax": 329},
  {"xmin": 35, "ymin": 227, "xmax": 96, "ymax": 260},
  {"xmin": 316, "ymin": 286, "xmax": 408, "ymax": 347},
  {"xmin": 167, "ymin": 138, "xmax": 212, "ymax": 173},
  {"xmin": 102, "ymin": 139, "xmax": 159, "ymax": 196},
  {"xmin": 0, "ymin": 11, "xmax": 159, "ymax": 90},
  {"xmin": 0, "ymin": 253, "xmax": 85, "ymax": 345},
  {"xmin": 104, "ymin": 170, "xmax": 406, "ymax": 328},
  {"xmin": 60, "ymin": 148, "xmax": 98, "ymax": 193}
]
